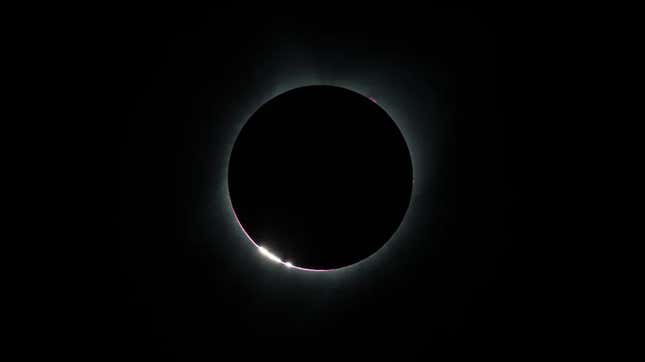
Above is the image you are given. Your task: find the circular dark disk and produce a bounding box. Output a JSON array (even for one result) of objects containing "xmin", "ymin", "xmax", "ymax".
[{"xmin": 228, "ymin": 85, "xmax": 413, "ymax": 270}]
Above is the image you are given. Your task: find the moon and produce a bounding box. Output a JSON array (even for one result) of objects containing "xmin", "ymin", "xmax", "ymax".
[{"xmin": 228, "ymin": 85, "xmax": 413, "ymax": 271}]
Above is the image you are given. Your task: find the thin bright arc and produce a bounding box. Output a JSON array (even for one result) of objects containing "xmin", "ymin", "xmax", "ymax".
[
  {"xmin": 230, "ymin": 205, "xmax": 334, "ymax": 272},
  {"xmin": 258, "ymin": 246, "xmax": 282, "ymax": 263}
]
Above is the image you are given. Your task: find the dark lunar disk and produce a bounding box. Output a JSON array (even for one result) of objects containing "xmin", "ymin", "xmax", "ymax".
[{"xmin": 228, "ymin": 85, "xmax": 413, "ymax": 270}]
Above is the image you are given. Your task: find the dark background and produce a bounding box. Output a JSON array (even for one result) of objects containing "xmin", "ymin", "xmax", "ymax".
[{"xmin": 113, "ymin": 4, "xmax": 534, "ymax": 357}]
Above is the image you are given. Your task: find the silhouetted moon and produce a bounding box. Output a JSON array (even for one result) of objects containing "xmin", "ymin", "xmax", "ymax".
[{"xmin": 228, "ymin": 85, "xmax": 413, "ymax": 270}]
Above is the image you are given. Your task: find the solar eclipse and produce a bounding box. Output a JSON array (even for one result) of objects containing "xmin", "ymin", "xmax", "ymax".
[{"xmin": 228, "ymin": 85, "xmax": 413, "ymax": 271}]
